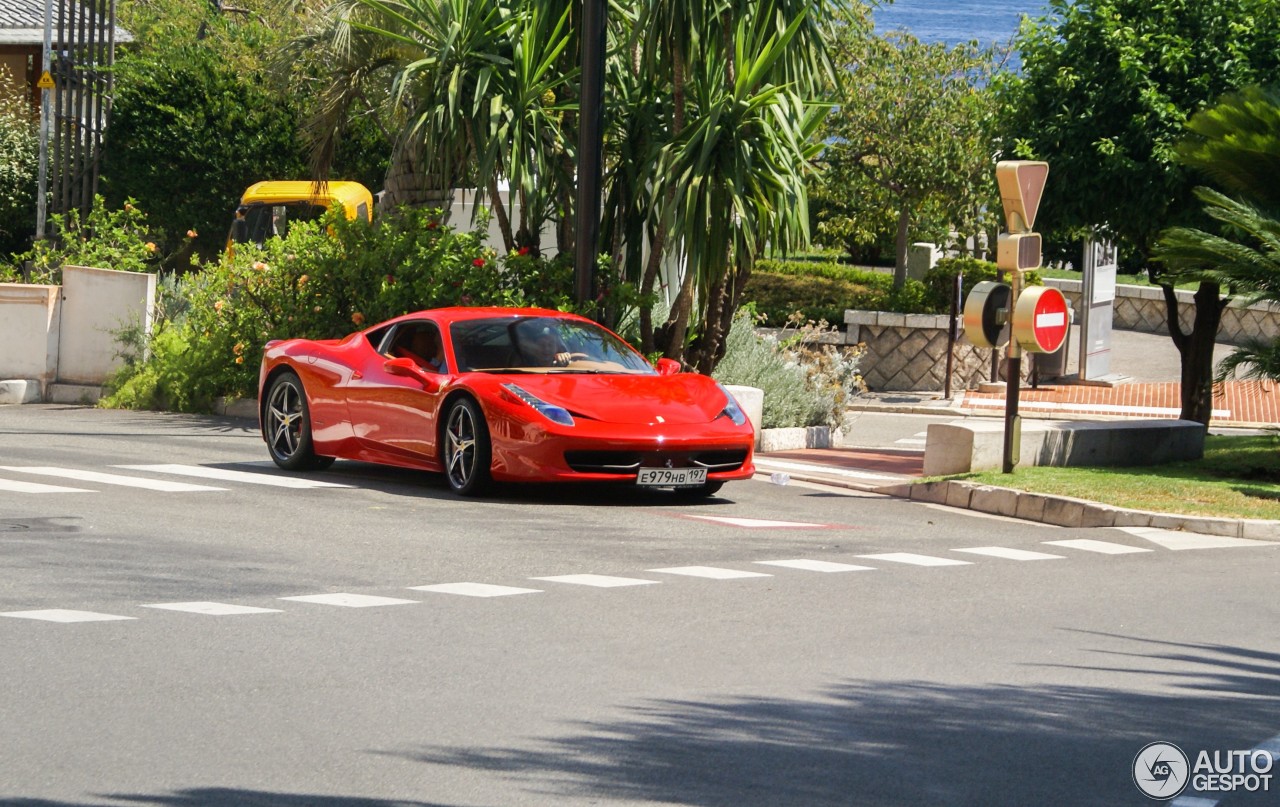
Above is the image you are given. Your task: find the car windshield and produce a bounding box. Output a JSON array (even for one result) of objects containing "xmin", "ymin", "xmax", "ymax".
[{"xmin": 450, "ymin": 317, "xmax": 656, "ymax": 374}]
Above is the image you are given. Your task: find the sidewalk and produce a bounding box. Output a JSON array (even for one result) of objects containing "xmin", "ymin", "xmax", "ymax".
[{"xmin": 753, "ymin": 328, "xmax": 1280, "ymax": 537}]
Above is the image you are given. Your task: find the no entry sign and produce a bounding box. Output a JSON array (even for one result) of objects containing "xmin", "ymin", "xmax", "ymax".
[{"xmin": 1012, "ymin": 286, "xmax": 1070, "ymax": 353}]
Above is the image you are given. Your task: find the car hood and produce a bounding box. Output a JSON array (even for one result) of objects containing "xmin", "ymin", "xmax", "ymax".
[{"xmin": 501, "ymin": 373, "xmax": 730, "ymax": 426}]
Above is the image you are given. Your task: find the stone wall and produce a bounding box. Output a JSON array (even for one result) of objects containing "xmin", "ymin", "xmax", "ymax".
[
  {"xmin": 844, "ymin": 311, "xmax": 1029, "ymax": 392},
  {"xmin": 1045, "ymin": 278, "xmax": 1280, "ymax": 346}
]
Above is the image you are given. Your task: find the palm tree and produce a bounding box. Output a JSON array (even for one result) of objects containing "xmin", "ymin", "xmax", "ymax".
[{"xmin": 1154, "ymin": 86, "xmax": 1280, "ymax": 414}]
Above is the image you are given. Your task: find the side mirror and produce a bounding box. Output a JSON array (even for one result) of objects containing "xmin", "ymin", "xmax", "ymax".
[
  {"xmin": 654, "ymin": 358, "xmax": 681, "ymax": 376},
  {"xmin": 384, "ymin": 357, "xmax": 440, "ymax": 392}
]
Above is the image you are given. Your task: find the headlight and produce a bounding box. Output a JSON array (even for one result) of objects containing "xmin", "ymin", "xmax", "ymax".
[
  {"xmin": 716, "ymin": 383, "xmax": 748, "ymax": 426},
  {"xmin": 502, "ymin": 383, "xmax": 575, "ymax": 427}
]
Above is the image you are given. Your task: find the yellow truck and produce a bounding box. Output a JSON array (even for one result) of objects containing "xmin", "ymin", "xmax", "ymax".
[{"xmin": 228, "ymin": 181, "xmax": 374, "ymax": 252}]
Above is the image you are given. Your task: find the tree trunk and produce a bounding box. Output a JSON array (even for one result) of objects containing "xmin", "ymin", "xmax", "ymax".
[
  {"xmin": 381, "ymin": 136, "xmax": 453, "ymax": 213},
  {"xmin": 893, "ymin": 206, "xmax": 910, "ymax": 290},
  {"xmin": 1163, "ymin": 281, "xmax": 1226, "ymax": 426}
]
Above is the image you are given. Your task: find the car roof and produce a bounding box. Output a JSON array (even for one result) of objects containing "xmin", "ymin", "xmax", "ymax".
[{"xmin": 384, "ymin": 307, "xmax": 590, "ymax": 326}]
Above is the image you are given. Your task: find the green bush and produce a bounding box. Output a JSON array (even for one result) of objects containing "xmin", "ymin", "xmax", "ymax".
[
  {"xmin": 713, "ymin": 308, "xmax": 863, "ymax": 429},
  {"xmin": 102, "ymin": 207, "xmax": 586, "ymax": 411},
  {"xmin": 922, "ymin": 256, "xmax": 1043, "ymax": 312},
  {"xmin": 0, "ymin": 67, "xmax": 37, "ymax": 259},
  {"xmin": 3, "ymin": 196, "xmax": 165, "ymax": 284},
  {"xmin": 743, "ymin": 259, "xmax": 933, "ymax": 323}
]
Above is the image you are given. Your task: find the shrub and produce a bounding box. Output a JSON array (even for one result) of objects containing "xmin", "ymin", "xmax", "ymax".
[
  {"xmin": 922, "ymin": 256, "xmax": 1043, "ymax": 312},
  {"xmin": 3, "ymin": 196, "xmax": 165, "ymax": 284},
  {"xmin": 713, "ymin": 308, "xmax": 863, "ymax": 429},
  {"xmin": 0, "ymin": 67, "xmax": 37, "ymax": 259},
  {"xmin": 743, "ymin": 259, "xmax": 933, "ymax": 324},
  {"xmin": 102, "ymin": 207, "xmax": 584, "ymax": 410}
]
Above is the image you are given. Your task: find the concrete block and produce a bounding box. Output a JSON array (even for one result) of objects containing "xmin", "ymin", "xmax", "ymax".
[
  {"xmin": 724, "ymin": 385, "xmax": 764, "ymax": 448},
  {"xmin": 48, "ymin": 383, "xmax": 103, "ymax": 404},
  {"xmin": 944, "ymin": 482, "xmax": 974, "ymax": 509},
  {"xmin": 1042, "ymin": 497, "xmax": 1086, "ymax": 527},
  {"xmin": 879, "ymin": 313, "xmax": 907, "ymax": 328},
  {"xmin": 968, "ymin": 485, "xmax": 1019, "ymax": 517},
  {"xmin": 1079, "ymin": 504, "xmax": 1121, "ymax": 529},
  {"xmin": 0, "ymin": 379, "xmax": 41, "ymax": 404},
  {"xmin": 58, "ymin": 266, "xmax": 157, "ymax": 385},
  {"xmin": 907, "ymin": 242, "xmax": 939, "ymax": 281},
  {"xmin": 759, "ymin": 427, "xmax": 806, "ymax": 452},
  {"xmin": 1014, "ymin": 493, "xmax": 1048, "ymax": 522},
  {"xmin": 1148, "ymin": 514, "xmax": 1238, "ymax": 537},
  {"xmin": 0, "ymin": 283, "xmax": 60, "ymax": 386},
  {"xmin": 1241, "ymin": 520, "xmax": 1280, "ymax": 541},
  {"xmin": 216, "ymin": 396, "xmax": 260, "ymax": 420},
  {"xmin": 845, "ymin": 310, "xmax": 878, "ymax": 326},
  {"xmin": 873, "ymin": 482, "xmax": 915, "ymax": 499},
  {"xmin": 909, "ymin": 480, "xmax": 951, "ymax": 505}
]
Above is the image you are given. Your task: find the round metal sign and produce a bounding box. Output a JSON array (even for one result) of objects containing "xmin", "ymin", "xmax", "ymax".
[
  {"xmin": 962, "ymin": 280, "xmax": 1011, "ymax": 349},
  {"xmin": 1012, "ymin": 286, "xmax": 1070, "ymax": 353}
]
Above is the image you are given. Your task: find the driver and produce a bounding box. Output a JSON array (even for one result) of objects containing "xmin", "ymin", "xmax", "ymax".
[
  {"xmin": 522, "ymin": 324, "xmax": 575, "ymax": 367},
  {"xmin": 394, "ymin": 327, "xmax": 446, "ymax": 372}
]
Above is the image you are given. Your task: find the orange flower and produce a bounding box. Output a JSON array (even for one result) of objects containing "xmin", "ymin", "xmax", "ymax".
[
  {"xmin": 234, "ymin": 356, "xmax": 244, "ymax": 365},
  {"xmin": 124, "ymin": 202, "xmax": 134, "ymax": 212},
  {"xmin": 214, "ymin": 300, "xmax": 224, "ymax": 313},
  {"xmin": 313, "ymin": 305, "xmax": 322, "ymax": 313},
  {"xmin": 145, "ymin": 242, "xmax": 157, "ymax": 253},
  {"xmin": 186, "ymin": 229, "xmax": 198, "ymax": 239},
  {"xmin": 252, "ymin": 261, "xmax": 268, "ymax": 272},
  {"xmin": 351, "ymin": 312, "xmax": 365, "ymax": 325},
  {"xmin": 232, "ymin": 343, "xmax": 243, "ymax": 355},
  {"xmin": 297, "ymin": 274, "xmax": 309, "ymax": 286}
]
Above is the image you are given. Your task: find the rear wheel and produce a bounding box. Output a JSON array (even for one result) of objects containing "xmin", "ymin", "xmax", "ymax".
[
  {"xmin": 264, "ymin": 370, "xmax": 334, "ymax": 471},
  {"xmin": 443, "ymin": 397, "xmax": 492, "ymax": 496}
]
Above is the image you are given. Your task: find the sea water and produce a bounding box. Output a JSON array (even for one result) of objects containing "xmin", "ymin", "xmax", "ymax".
[{"xmin": 873, "ymin": 0, "xmax": 1055, "ymax": 46}]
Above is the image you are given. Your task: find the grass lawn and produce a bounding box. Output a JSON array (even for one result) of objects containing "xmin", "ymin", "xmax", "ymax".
[{"xmin": 951, "ymin": 433, "xmax": 1280, "ymax": 521}]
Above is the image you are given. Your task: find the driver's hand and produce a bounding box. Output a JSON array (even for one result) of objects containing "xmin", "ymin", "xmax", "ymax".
[{"xmin": 553, "ymin": 352, "xmax": 572, "ymax": 366}]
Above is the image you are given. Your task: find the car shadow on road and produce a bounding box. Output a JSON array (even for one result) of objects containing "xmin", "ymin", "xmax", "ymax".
[
  {"xmin": 0, "ymin": 793, "xmax": 456, "ymax": 807},
  {"xmin": 381, "ymin": 634, "xmax": 1280, "ymax": 806}
]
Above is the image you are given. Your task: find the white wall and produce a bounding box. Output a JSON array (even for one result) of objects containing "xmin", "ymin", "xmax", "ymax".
[
  {"xmin": 0, "ymin": 283, "xmax": 61, "ymax": 389},
  {"xmin": 56, "ymin": 265, "xmax": 156, "ymax": 384}
]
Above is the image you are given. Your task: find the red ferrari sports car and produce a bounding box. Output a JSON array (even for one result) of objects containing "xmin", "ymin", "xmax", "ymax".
[{"xmin": 258, "ymin": 307, "xmax": 756, "ymax": 496}]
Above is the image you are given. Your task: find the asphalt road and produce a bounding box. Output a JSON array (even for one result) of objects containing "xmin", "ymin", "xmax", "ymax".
[{"xmin": 1, "ymin": 405, "xmax": 1277, "ymax": 806}]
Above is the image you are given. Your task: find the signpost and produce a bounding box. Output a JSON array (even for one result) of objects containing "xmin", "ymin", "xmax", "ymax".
[
  {"xmin": 1079, "ymin": 236, "xmax": 1119, "ymax": 380},
  {"xmin": 993, "ymin": 160, "xmax": 1052, "ymax": 473}
]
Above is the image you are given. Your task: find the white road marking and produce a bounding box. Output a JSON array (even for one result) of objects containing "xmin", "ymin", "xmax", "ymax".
[
  {"xmin": 857, "ymin": 552, "xmax": 972, "ymax": 567},
  {"xmin": 531, "ymin": 574, "xmax": 660, "ymax": 588},
  {"xmin": 964, "ymin": 397, "xmax": 1232, "ymax": 419},
  {"xmin": 278, "ymin": 593, "xmax": 419, "ymax": 608},
  {"xmin": 1043, "ymin": 539, "xmax": 1153, "ymax": 555},
  {"xmin": 409, "ymin": 582, "xmax": 542, "ymax": 598},
  {"xmin": 0, "ymin": 609, "xmax": 135, "ymax": 623},
  {"xmin": 894, "ymin": 437, "xmax": 928, "ymax": 447},
  {"xmin": 1170, "ymin": 797, "xmax": 1219, "ymax": 807},
  {"xmin": 0, "ymin": 477, "xmax": 94, "ymax": 493},
  {"xmin": 647, "ymin": 566, "xmax": 772, "ymax": 580},
  {"xmin": 0, "ymin": 466, "xmax": 224, "ymax": 492},
  {"xmin": 952, "ymin": 546, "xmax": 1065, "ymax": 561},
  {"xmin": 140, "ymin": 602, "xmax": 282, "ymax": 615},
  {"xmin": 116, "ymin": 464, "xmax": 352, "ymax": 489},
  {"xmin": 752, "ymin": 458, "xmax": 907, "ymax": 482},
  {"xmin": 1114, "ymin": 526, "xmax": 1275, "ymax": 551},
  {"xmin": 755, "ymin": 559, "xmax": 876, "ymax": 573},
  {"xmin": 682, "ymin": 515, "xmax": 833, "ymax": 529}
]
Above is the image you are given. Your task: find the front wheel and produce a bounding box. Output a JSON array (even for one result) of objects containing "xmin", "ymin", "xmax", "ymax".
[
  {"xmin": 264, "ymin": 370, "xmax": 334, "ymax": 471},
  {"xmin": 443, "ymin": 397, "xmax": 492, "ymax": 496}
]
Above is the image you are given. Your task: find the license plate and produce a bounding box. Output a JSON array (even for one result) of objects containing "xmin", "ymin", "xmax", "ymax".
[{"xmin": 636, "ymin": 467, "xmax": 707, "ymax": 487}]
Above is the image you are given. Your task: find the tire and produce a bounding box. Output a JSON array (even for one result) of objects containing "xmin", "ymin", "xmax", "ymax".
[
  {"xmin": 671, "ymin": 480, "xmax": 725, "ymax": 500},
  {"xmin": 443, "ymin": 397, "xmax": 492, "ymax": 496},
  {"xmin": 264, "ymin": 370, "xmax": 334, "ymax": 471}
]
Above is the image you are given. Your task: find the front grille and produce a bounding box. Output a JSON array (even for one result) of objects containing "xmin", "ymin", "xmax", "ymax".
[{"xmin": 565, "ymin": 449, "xmax": 747, "ymax": 474}]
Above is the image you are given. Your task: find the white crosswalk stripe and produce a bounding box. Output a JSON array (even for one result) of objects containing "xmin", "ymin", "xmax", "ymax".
[
  {"xmin": 279, "ymin": 593, "xmax": 419, "ymax": 608},
  {"xmin": 0, "ymin": 609, "xmax": 135, "ymax": 623},
  {"xmin": 409, "ymin": 583, "xmax": 542, "ymax": 598},
  {"xmin": 682, "ymin": 515, "xmax": 833, "ymax": 529},
  {"xmin": 952, "ymin": 546, "xmax": 1065, "ymax": 561},
  {"xmin": 140, "ymin": 602, "xmax": 282, "ymax": 615},
  {"xmin": 1043, "ymin": 538, "xmax": 1153, "ymax": 555},
  {"xmin": 116, "ymin": 464, "xmax": 351, "ymax": 489},
  {"xmin": 531, "ymin": 574, "xmax": 659, "ymax": 588},
  {"xmin": 0, "ymin": 477, "xmax": 94, "ymax": 493},
  {"xmin": 1114, "ymin": 526, "xmax": 1274, "ymax": 551},
  {"xmin": 857, "ymin": 552, "xmax": 972, "ymax": 567},
  {"xmin": 0, "ymin": 466, "xmax": 224, "ymax": 492},
  {"xmin": 647, "ymin": 566, "xmax": 772, "ymax": 580},
  {"xmin": 755, "ymin": 559, "xmax": 876, "ymax": 573}
]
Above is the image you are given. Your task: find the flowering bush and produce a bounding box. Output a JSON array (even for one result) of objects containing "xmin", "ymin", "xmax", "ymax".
[
  {"xmin": 713, "ymin": 308, "xmax": 864, "ymax": 429},
  {"xmin": 3, "ymin": 196, "xmax": 164, "ymax": 284},
  {"xmin": 103, "ymin": 206, "xmax": 583, "ymax": 410}
]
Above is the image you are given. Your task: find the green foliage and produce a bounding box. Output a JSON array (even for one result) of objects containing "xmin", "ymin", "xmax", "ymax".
[
  {"xmin": 0, "ymin": 66, "xmax": 37, "ymax": 258},
  {"xmin": 921, "ymin": 256, "xmax": 1042, "ymax": 313},
  {"xmin": 102, "ymin": 208, "xmax": 585, "ymax": 410},
  {"xmin": 998, "ymin": 0, "xmax": 1280, "ymax": 265},
  {"xmin": 815, "ymin": 27, "xmax": 1006, "ymax": 282},
  {"xmin": 4, "ymin": 196, "xmax": 164, "ymax": 284},
  {"xmin": 713, "ymin": 308, "xmax": 863, "ymax": 430}
]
